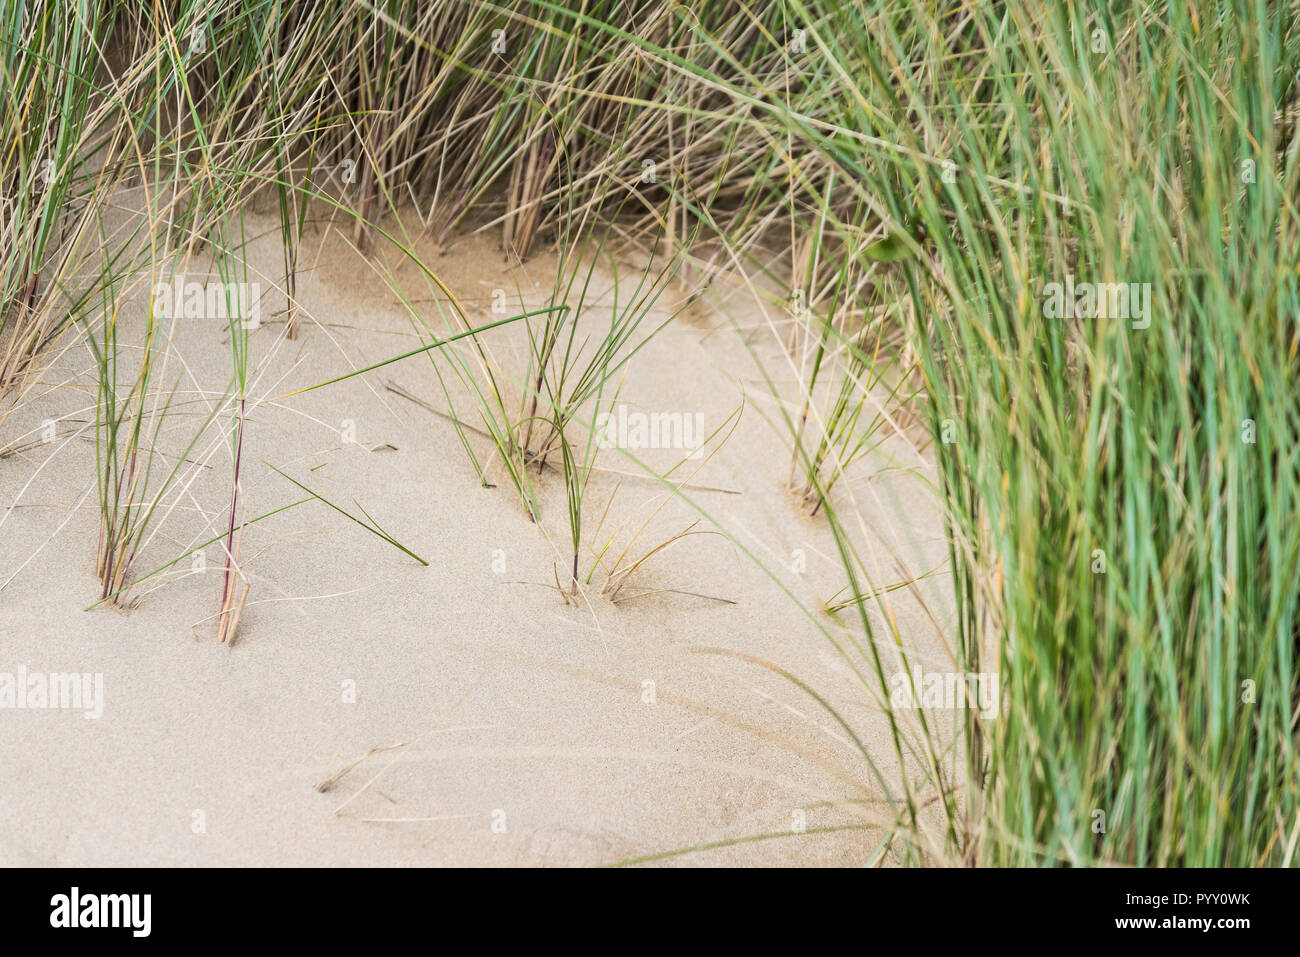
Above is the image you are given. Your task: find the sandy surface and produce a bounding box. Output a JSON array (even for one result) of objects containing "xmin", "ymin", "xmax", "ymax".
[{"xmin": 0, "ymin": 200, "xmax": 953, "ymax": 866}]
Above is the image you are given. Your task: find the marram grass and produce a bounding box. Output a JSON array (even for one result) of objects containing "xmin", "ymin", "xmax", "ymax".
[{"xmin": 1, "ymin": 0, "xmax": 1296, "ymax": 866}]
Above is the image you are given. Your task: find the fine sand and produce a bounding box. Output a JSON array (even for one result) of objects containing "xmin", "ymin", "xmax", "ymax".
[{"xmin": 0, "ymin": 199, "xmax": 953, "ymax": 866}]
